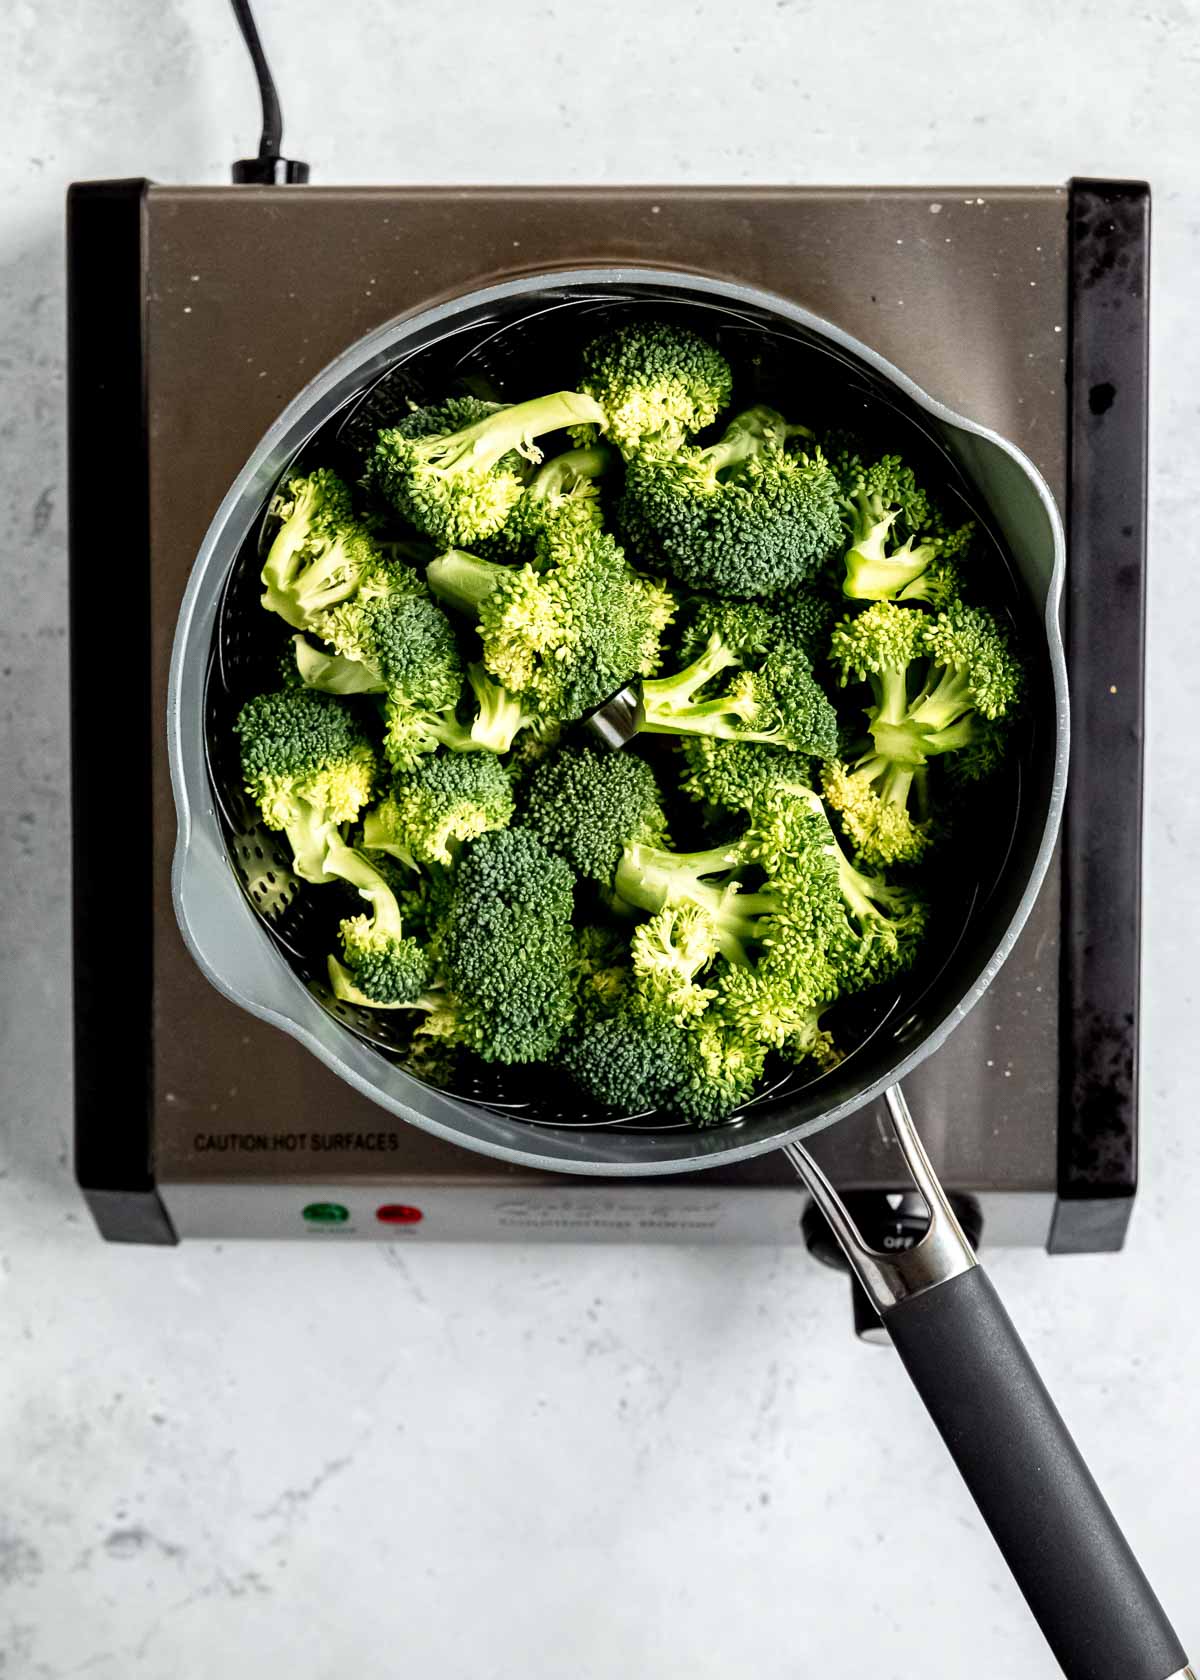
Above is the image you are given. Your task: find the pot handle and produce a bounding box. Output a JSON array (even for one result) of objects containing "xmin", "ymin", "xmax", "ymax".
[{"xmin": 785, "ymin": 1088, "xmax": 1189, "ymax": 1680}]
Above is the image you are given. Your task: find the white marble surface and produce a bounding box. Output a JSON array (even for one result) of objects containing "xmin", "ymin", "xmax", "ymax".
[{"xmin": 2, "ymin": 2, "xmax": 1199, "ymax": 1675}]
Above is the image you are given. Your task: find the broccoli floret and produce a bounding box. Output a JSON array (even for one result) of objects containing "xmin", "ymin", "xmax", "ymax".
[
  {"xmin": 427, "ymin": 533, "xmax": 674, "ymax": 722},
  {"xmin": 639, "ymin": 610, "xmax": 838, "ymax": 758},
  {"xmin": 381, "ymin": 661, "xmax": 533, "ymax": 773},
  {"xmin": 616, "ymin": 782, "xmax": 926, "ymax": 1002},
  {"xmin": 619, "ymin": 407, "xmax": 844, "ymax": 597},
  {"xmin": 841, "ymin": 484, "xmax": 942, "ymax": 602},
  {"xmin": 234, "ymin": 688, "xmax": 377, "ymax": 883},
  {"xmin": 829, "ymin": 450, "xmax": 978, "ymax": 603},
  {"xmin": 578, "ymin": 321, "xmax": 733, "ymax": 452},
  {"xmin": 563, "ymin": 1007, "xmax": 693, "ymax": 1116},
  {"xmin": 519, "ymin": 744, "xmax": 668, "ymax": 886},
  {"xmin": 562, "ymin": 987, "xmax": 768, "ymax": 1127},
  {"xmin": 714, "ymin": 966, "xmax": 840, "ymax": 1069},
  {"xmin": 678, "ymin": 736, "xmax": 816, "ymax": 813},
  {"xmin": 630, "ymin": 904, "xmax": 720, "ymax": 1021},
  {"xmin": 480, "ymin": 444, "xmax": 614, "ymax": 561},
  {"xmin": 614, "ymin": 838, "xmax": 770, "ymax": 966},
  {"xmin": 260, "ymin": 469, "xmax": 381, "ymax": 631},
  {"xmin": 746, "ymin": 784, "xmax": 927, "ymax": 996},
  {"xmin": 321, "ymin": 839, "xmax": 433, "ymax": 1007},
  {"xmin": 294, "ymin": 577, "xmax": 464, "ymax": 714},
  {"xmin": 573, "ymin": 923, "xmax": 633, "ymax": 1021},
  {"xmin": 367, "ymin": 390, "xmax": 606, "ymax": 548},
  {"xmin": 441, "ymin": 828, "xmax": 576, "ymax": 1063},
  {"xmin": 832, "ymin": 599, "xmax": 1022, "ymax": 760},
  {"xmin": 285, "ymin": 555, "xmax": 487, "ymax": 772},
  {"xmin": 672, "ymin": 1014, "xmax": 771, "ymax": 1124},
  {"xmin": 562, "ymin": 898, "xmax": 759, "ymax": 1124},
  {"xmin": 822, "ymin": 603, "xmax": 933, "ymax": 869},
  {"xmin": 361, "ymin": 752, "xmax": 515, "ymax": 869},
  {"xmin": 821, "ymin": 754, "xmax": 933, "ymax": 869}
]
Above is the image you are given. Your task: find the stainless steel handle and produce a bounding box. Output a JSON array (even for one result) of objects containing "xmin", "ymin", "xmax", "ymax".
[
  {"xmin": 783, "ymin": 1084, "xmax": 976, "ymax": 1312},
  {"xmin": 786, "ymin": 1085, "xmax": 1192, "ymax": 1680}
]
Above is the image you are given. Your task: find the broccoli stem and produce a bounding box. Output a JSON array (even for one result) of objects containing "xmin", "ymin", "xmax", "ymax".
[
  {"xmin": 918, "ymin": 714, "xmax": 984, "ymax": 756},
  {"xmin": 420, "ymin": 392, "xmax": 606, "ymax": 475},
  {"xmin": 527, "ymin": 444, "xmax": 612, "ymax": 502},
  {"xmin": 436, "ymin": 664, "xmax": 530, "ymax": 754},
  {"xmin": 845, "ymin": 538, "xmax": 936, "ymax": 602},
  {"xmin": 284, "ymin": 801, "xmax": 344, "ymax": 885},
  {"xmin": 359, "ymin": 810, "xmax": 416, "ymax": 872},
  {"xmin": 870, "ymin": 666, "xmax": 911, "ymax": 726},
  {"xmin": 641, "ymin": 634, "xmax": 743, "ymax": 716},
  {"xmin": 322, "ymin": 839, "xmax": 405, "ymax": 941},
  {"xmin": 262, "ymin": 529, "xmax": 360, "ymax": 629},
  {"xmin": 614, "ymin": 842, "xmax": 764, "ymax": 965},
  {"xmin": 868, "ymin": 717, "xmax": 932, "ymax": 767},
  {"xmin": 907, "ymin": 664, "xmax": 975, "ymax": 734},
  {"xmin": 700, "ymin": 406, "xmax": 802, "ymax": 479},
  {"xmin": 292, "ymin": 635, "xmax": 386, "ymax": 695},
  {"xmin": 426, "ymin": 550, "xmax": 501, "ymax": 618}
]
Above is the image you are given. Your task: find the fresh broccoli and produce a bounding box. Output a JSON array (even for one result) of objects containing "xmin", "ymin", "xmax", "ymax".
[
  {"xmin": 580, "ymin": 821, "xmax": 840, "ymax": 1112},
  {"xmin": 830, "ymin": 450, "xmax": 977, "ymax": 603},
  {"xmin": 577, "ymin": 321, "xmax": 733, "ymax": 452},
  {"xmin": 519, "ymin": 744, "xmax": 669, "ymax": 886},
  {"xmin": 563, "ymin": 898, "xmax": 765, "ymax": 1124},
  {"xmin": 295, "ymin": 572, "xmax": 464, "ymax": 712},
  {"xmin": 322, "ymin": 839, "xmax": 433, "ymax": 1007},
  {"xmin": 427, "ymin": 532, "xmax": 674, "ymax": 722},
  {"xmin": 614, "ymin": 837, "xmax": 768, "ymax": 967},
  {"xmin": 367, "ymin": 390, "xmax": 606, "ymax": 548},
  {"xmin": 713, "ymin": 965, "xmax": 840, "ymax": 1069},
  {"xmin": 615, "ymin": 782, "xmax": 925, "ymax": 1001},
  {"xmin": 639, "ymin": 602, "xmax": 838, "ymax": 758},
  {"xmin": 619, "ymin": 407, "xmax": 844, "ymax": 597},
  {"xmin": 630, "ymin": 903, "xmax": 720, "ymax": 1020},
  {"xmin": 832, "ymin": 598, "xmax": 1021, "ymax": 757},
  {"xmin": 824, "ymin": 600, "xmax": 1020, "ymax": 868},
  {"xmin": 361, "ymin": 752, "xmax": 515, "ymax": 869},
  {"xmin": 260, "ymin": 469, "xmax": 379, "ymax": 631},
  {"xmin": 748, "ymin": 784, "xmax": 927, "ymax": 996},
  {"xmin": 841, "ymin": 485, "xmax": 941, "ymax": 602},
  {"xmin": 821, "ymin": 754, "xmax": 933, "ymax": 869},
  {"xmin": 480, "ymin": 444, "xmax": 613, "ymax": 561},
  {"xmin": 234, "ymin": 688, "xmax": 377, "ymax": 883},
  {"xmin": 564, "ymin": 1007, "xmax": 693, "ymax": 1116},
  {"xmin": 573, "ymin": 922, "xmax": 633, "ymax": 1021},
  {"xmin": 440, "ymin": 828, "xmax": 577, "ymax": 1063},
  {"xmin": 676, "ymin": 591, "xmax": 835, "ymax": 668},
  {"xmin": 562, "ymin": 952, "xmax": 769, "ymax": 1126},
  {"xmin": 677, "ymin": 736, "xmax": 816, "ymax": 813}
]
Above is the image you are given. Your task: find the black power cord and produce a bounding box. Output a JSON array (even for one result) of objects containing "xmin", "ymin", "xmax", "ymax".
[{"xmin": 229, "ymin": 0, "xmax": 309, "ymax": 183}]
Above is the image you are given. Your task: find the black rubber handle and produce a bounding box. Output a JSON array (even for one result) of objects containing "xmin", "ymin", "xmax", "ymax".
[{"xmin": 885, "ymin": 1266, "xmax": 1186, "ymax": 1680}]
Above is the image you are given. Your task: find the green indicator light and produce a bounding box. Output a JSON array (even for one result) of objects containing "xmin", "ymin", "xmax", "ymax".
[{"xmin": 302, "ymin": 1202, "xmax": 350, "ymax": 1225}]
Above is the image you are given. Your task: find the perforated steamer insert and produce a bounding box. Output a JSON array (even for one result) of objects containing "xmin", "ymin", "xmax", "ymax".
[{"xmin": 69, "ymin": 181, "xmax": 1147, "ymax": 1293}]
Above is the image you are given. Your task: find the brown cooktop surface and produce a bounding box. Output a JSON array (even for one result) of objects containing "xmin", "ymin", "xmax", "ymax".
[{"xmin": 144, "ymin": 185, "xmax": 1067, "ymax": 1187}]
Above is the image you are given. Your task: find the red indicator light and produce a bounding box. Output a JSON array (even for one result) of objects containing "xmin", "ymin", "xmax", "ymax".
[{"xmin": 376, "ymin": 1203, "xmax": 423, "ymax": 1225}]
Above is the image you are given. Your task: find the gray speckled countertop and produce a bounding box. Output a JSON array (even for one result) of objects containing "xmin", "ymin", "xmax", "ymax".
[{"xmin": 2, "ymin": 3, "xmax": 1198, "ymax": 1675}]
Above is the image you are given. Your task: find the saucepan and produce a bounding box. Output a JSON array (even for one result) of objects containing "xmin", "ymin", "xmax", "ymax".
[{"xmin": 168, "ymin": 268, "xmax": 1189, "ymax": 1680}]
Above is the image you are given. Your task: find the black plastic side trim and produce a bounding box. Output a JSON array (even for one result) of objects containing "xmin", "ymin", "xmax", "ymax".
[
  {"xmin": 1051, "ymin": 179, "xmax": 1150, "ymax": 1256},
  {"xmin": 68, "ymin": 180, "xmax": 176, "ymax": 1245}
]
